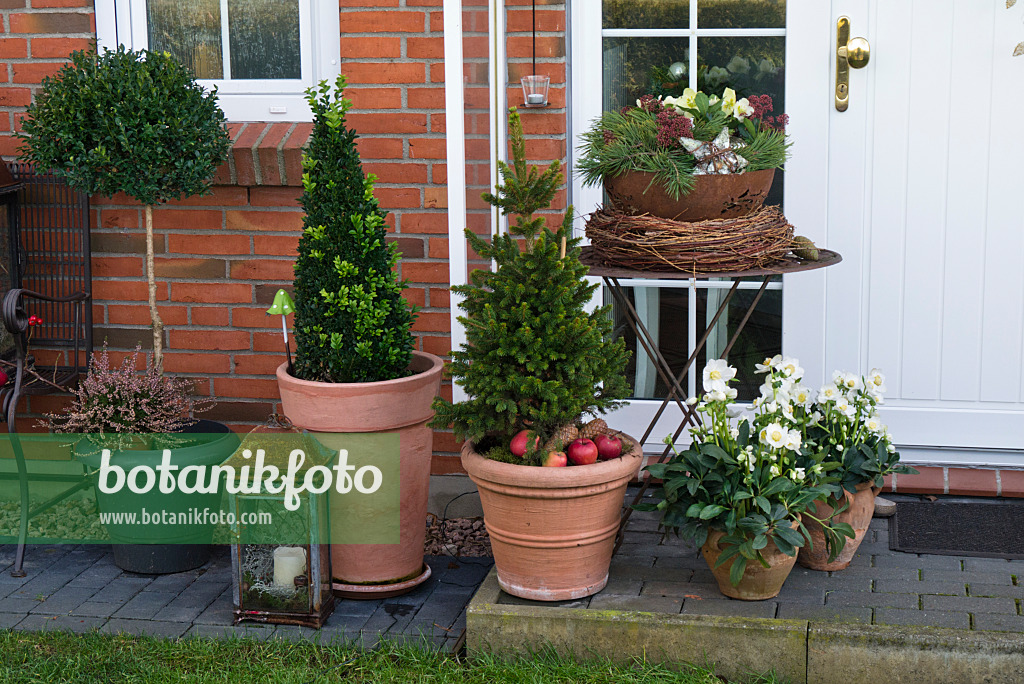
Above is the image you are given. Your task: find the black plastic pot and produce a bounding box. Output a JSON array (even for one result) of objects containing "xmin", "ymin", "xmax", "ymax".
[{"xmin": 76, "ymin": 419, "xmax": 240, "ymax": 574}]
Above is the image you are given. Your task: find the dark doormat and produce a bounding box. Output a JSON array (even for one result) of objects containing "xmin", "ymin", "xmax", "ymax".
[{"xmin": 890, "ymin": 500, "xmax": 1024, "ymax": 559}]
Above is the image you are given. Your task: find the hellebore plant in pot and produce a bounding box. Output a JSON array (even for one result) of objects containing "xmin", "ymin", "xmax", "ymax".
[
  {"xmin": 577, "ymin": 89, "xmax": 790, "ymax": 221},
  {"xmin": 273, "ymin": 75, "xmax": 442, "ymax": 598},
  {"xmin": 431, "ymin": 108, "xmax": 638, "ymax": 601},
  {"xmin": 638, "ymin": 358, "xmax": 854, "ymax": 600},
  {"xmin": 44, "ymin": 346, "xmax": 237, "ymax": 574},
  {"xmin": 794, "ymin": 366, "xmax": 917, "ymax": 571}
]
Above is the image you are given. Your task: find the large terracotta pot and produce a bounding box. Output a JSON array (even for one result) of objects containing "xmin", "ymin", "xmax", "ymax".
[
  {"xmin": 797, "ymin": 482, "xmax": 878, "ymax": 571},
  {"xmin": 604, "ymin": 168, "xmax": 775, "ymax": 222},
  {"xmin": 701, "ymin": 520, "xmax": 799, "ymax": 601},
  {"xmin": 461, "ymin": 438, "xmax": 643, "ymax": 601},
  {"xmin": 276, "ymin": 351, "xmax": 443, "ymax": 598}
]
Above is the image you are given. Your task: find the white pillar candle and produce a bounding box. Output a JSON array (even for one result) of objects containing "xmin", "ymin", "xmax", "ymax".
[{"xmin": 273, "ymin": 546, "xmax": 307, "ymax": 588}]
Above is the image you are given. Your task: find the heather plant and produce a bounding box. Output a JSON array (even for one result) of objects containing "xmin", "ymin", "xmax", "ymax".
[{"xmin": 44, "ymin": 346, "xmax": 211, "ymax": 445}]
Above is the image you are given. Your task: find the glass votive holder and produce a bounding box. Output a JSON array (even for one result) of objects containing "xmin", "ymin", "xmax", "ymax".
[{"xmin": 521, "ymin": 75, "xmax": 550, "ymax": 107}]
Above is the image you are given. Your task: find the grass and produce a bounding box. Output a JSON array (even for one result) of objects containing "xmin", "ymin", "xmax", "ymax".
[{"xmin": 0, "ymin": 629, "xmax": 782, "ymax": 684}]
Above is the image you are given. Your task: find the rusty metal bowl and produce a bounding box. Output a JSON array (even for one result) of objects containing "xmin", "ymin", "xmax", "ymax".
[{"xmin": 604, "ymin": 168, "xmax": 776, "ymax": 222}]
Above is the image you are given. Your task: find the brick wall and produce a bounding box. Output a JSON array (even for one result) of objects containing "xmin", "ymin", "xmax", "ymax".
[{"xmin": 0, "ymin": 0, "xmax": 572, "ymax": 477}]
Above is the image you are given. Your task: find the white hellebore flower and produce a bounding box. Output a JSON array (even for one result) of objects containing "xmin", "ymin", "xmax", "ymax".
[
  {"xmin": 834, "ymin": 396, "xmax": 856, "ymax": 418},
  {"xmin": 726, "ymin": 56, "xmax": 751, "ymax": 74},
  {"xmin": 841, "ymin": 372, "xmax": 862, "ymax": 392},
  {"xmin": 865, "ymin": 416, "xmax": 883, "ymax": 434},
  {"xmin": 720, "ymin": 87, "xmax": 738, "ymax": 111},
  {"xmin": 780, "ymin": 357, "xmax": 804, "ymax": 380},
  {"xmin": 686, "ymin": 396, "xmax": 699, "ymax": 406},
  {"xmin": 703, "ymin": 358, "xmax": 737, "ymax": 392},
  {"xmin": 792, "ymin": 467, "xmax": 806, "ymax": 482},
  {"xmin": 758, "ymin": 58, "xmax": 777, "ymax": 76},
  {"xmin": 792, "ymin": 385, "xmax": 812, "ymax": 406},
  {"xmin": 707, "ymin": 66, "xmax": 730, "ymax": 85},
  {"xmin": 786, "ymin": 429, "xmax": 802, "ymax": 451},
  {"xmin": 707, "ymin": 389, "xmax": 727, "ymax": 403},
  {"xmin": 770, "ymin": 464, "xmax": 782, "ymax": 477},
  {"xmin": 733, "ymin": 98, "xmax": 755, "ymax": 121},
  {"xmin": 868, "ymin": 368, "xmax": 888, "ymax": 393},
  {"xmin": 762, "ymin": 422, "xmax": 788, "ymax": 449},
  {"xmin": 730, "ymin": 426, "xmax": 740, "ymax": 439},
  {"xmin": 818, "ymin": 384, "xmax": 840, "ymax": 403},
  {"xmin": 725, "ymin": 386, "xmax": 739, "ymax": 400}
]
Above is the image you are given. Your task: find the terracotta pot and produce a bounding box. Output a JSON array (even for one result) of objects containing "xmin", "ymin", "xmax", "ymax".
[
  {"xmin": 604, "ymin": 168, "xmax": 775, "ymax": 222},
  {"xmin": 797, "ymin": 482, "xmax": 878, "ymax": 571},
  {"xmin": 701, "ymin": 520, "xmax": 799, "ymax": 600},
  {"xmin": 461, "ymin": 438, "xmax": 643, "ymax": 601},
  {"xmin": 276, "ymin": 351, "xmax": 443, "ymax": 597}
]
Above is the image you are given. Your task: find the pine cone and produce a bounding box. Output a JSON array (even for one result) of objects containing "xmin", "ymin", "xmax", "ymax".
[
  {"xmin": 578, "ymin": 418, "xmax": 608, "ymax": 440},
  {"xmin": 541, "ymin": 424, "xmax": 580, "ymax": 453}
]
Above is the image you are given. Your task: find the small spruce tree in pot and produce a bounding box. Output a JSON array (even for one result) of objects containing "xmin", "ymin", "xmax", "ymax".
[
  {"xmin": 18, "ymin": 47, "xmax": 231, "ymax": 372},
  {"xmin": 275, "ymin": 76, "xmax": 443, "ymax": 598},
  {"xmin": 430, "ymin": 109, "xmax": 641, "ymax": 601}
]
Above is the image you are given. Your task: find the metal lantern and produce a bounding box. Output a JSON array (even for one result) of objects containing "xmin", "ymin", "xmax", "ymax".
[{"xmin": 227, "ymin": 425, "xmax": 335, "ymax": 628}]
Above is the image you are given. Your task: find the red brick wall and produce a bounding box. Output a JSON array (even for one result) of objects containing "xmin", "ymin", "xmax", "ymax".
[{"xmin": 0, "ymin": 0, "xmax": 572, "ymax": 477}]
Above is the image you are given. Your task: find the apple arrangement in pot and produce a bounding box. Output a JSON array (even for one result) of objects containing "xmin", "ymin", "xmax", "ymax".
[{"xmin": 431, "ymin": 109, "xmax": 640, "ymax": 601}]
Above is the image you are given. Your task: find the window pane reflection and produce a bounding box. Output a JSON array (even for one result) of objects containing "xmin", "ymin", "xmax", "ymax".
[
  {"xmin": 148, "ymin": 0, "xmax": 224, "ymax": 79},
  {"xmin": 698, "ymin": 0, "xmax": 786, "ymax": 29},
  {"xmin": 603, "ymin": 0, "xmax": 690, "ymax": 29},
  {"xmin": 228, "ymin": 0, "xmax": 301, "ymax": 80},
  {"xmin": 609, "ymin": 285, "xmax": 782, "ymax": 402}
]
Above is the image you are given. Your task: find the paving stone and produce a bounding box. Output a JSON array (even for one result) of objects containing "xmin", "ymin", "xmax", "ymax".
[
  {"xmin": 681, "ymin": 597, "xmax": 776, "ymax": 618},
  {"xmin": 921, "ymin": 595, "xmax": 1017, "ymax": 614},
  {"xmin": 152, "ymin": 591, "xmax": 221, "ymax": 623},
  {"xmin": 15, "ymin": 614, "xmax": 104, "ymax": 633},
  {"xmin": 773, "ymin": 583, "xmax": 826, "ymax": 605},
  {"xmin": 622, "ymin": 542, "xmax": 696, "ymax": 558},
  {"xmin": 647, "ymin": 554, "xmax": 708, "ymax": 571},
  {"xmin": 589, "ymin": 594, "xmax": 682, "ymax": 613},
  {"xmin": 145, "ymin": 571, "xmax": 201, "ymax": 593},
  {"xmin": 875, "ymin": 608, "xmax": 970, "ymax": 629},
  {"xmin": 972, "ymin": 613, "xmax": 1024, "ymax": 633},
  {"xmin": 70, "ymin": 601, "xmax": 122, "ymax": 619},
  {"xmin": 29, "ymin": 585, "xmax": 101, "ymax": 615},
  {"xmin": 382, "ymin": 628, "xmax": 449, "ymax": 651},
  {"xmin": 269, "ymin": 625, "xmax": 331, "ymax": 643},
  {"xmin": 111, "ymin": 591, "xmax": 177, "ymax": 620},
  {"xmin": 776, "ymin": 604, "xmax": 872, "ymax": 624},
  {"xmin": 330, "ymin": 598, "xmax": 382, "ymax": 619},
  {"xmin": 414, "ymin": 588, "xmax": 473, "ymax": 629},
  {"xmin": 187, "ymin": 623, "xmax": 276, "ymax": 640},
  {"xmin": 825, "ymin": 590, "xmax": 920, "ymax": 610},
  {"xmin": 923, "ymin": 569, "xmax": 1013, "ymax": 585},
  {"xmin": 640, "ymin": 581, "xmax": 720, "ymax": 600},
  {"xmin": 872, "ymin": 529, "xmax": 890, "ymax": 544},
  {"xmin": 84, "ymin": 576, "xmax": 152, "ymax": 605},
  {"xmin": 361, "ymin": 602, "xmax": 421, "ymax": 636},
  {"xmin": 65, "ymin": 559, "xmax": 122, "ymax": 589},
  {"xmin": 873, "ymin": 554, "xmax": 962, "ymax": 570},
  {"xmin": 825, "ymin": 565, "xmax": 921, "ymax": 581},
  {"xmin": 963, "ymin": 558, "xmax": 1024, "ymax": 573},
  {"xmin": 102, "ymin": 619, "xmax": 190, "ymax": 639},
  {"xmin": 0, "ymin": 612, "xmax": 26, "ymax": 629},
  {"xmin": 598, "ymin": 577, "xmax": 642, "ymax": 596},
  {"xmin": 0, "ymin": 596, "xmax": 44, "ymax": 613},
  {"xmin": 967, "ymin": 583, "xmax": 1024, "ymax": 599},
  {"xmin": 192, "ymin": 594, "xmax": 234, "ymax": 625},
  {"xmin": 873, "ymin": 579, "xmax": 966, "ymax": 596}
]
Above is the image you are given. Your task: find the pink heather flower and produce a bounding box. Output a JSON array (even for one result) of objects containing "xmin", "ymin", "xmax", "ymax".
[
  {"xmin": 655, "ymin": 109, "xmax": 694, "ymax": 148},
  {"xmin": 767, "ymin": 113, "xmax": 790, "ymax": 132},
  {"xmin": 748, "ymin": 94, "xmax": 774, "ymax": 120},
  {"xmin": 636, "ymin": 94, "xmax": 662, "ymax": 113},
  {"xmin": 44, "ymin": 345, "xmax": 212, "ymax": 436}
]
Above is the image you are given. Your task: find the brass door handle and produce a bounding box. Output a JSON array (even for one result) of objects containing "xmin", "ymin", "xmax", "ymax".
[{"xmin": 835, "ymin": 17, "xmax": 871, "ymax": 112}]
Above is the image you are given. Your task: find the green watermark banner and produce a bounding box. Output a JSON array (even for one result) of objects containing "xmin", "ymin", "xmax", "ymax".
[{"xmin": 0, "ymin": 431, "xmax": 400, "ymax": 546}]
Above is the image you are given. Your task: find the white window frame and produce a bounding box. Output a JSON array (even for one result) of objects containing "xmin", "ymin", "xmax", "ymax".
[{"xmin": 94, "ymin": 0, "xmax": 340, "ymax": 122}]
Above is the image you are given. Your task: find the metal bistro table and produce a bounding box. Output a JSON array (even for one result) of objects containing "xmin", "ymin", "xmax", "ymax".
[{"xmin": 578, "ymin": 246, "xmax": 843, "ymax": 549}]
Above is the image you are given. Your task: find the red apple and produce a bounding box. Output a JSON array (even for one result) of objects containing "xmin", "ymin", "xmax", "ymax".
[
  {"xmin": 595, "ymin": 434, "xmax": 623, "ymax": 460},
  {"xmin": 542, "ymin": 451, "xmax": 568, "ymax": 467},
  {"xmin": 567, "ymin": 438, "xmax": 599, "ymax": 466},
  {"xmin": 509, "ymin": 429, "xmax": 540, "ymax": 458}
]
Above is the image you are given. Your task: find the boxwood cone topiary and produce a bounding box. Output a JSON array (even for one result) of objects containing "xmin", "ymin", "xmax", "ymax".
[
  {"xmin": 291, "ymin": 76, "xmax": 416, "ymax": 384},
  {"xmin": 17, "ymin": 47, "xmax": 231, "ymax": 371},
  {"xmin": 430, "ymin": 108, "xmax": 631, "ymax": 453}
]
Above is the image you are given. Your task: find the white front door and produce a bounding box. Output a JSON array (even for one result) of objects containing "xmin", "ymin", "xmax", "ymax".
[{"xmin": 784, "ymin": 0, "xmax": 1024, "ymax": 464}]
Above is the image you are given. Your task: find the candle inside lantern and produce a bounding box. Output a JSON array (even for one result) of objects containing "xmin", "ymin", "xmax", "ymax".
[
  {"xmin": 273, "ymin": 546, "xmax": 306, "ymax": 588},
  {"xmin": 521, "ymin": 75, "xmax": 549, "ymax": 106},
  {"xmin": 527, "ymin": 93, "xmax": 544, "ymax": 104}
]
